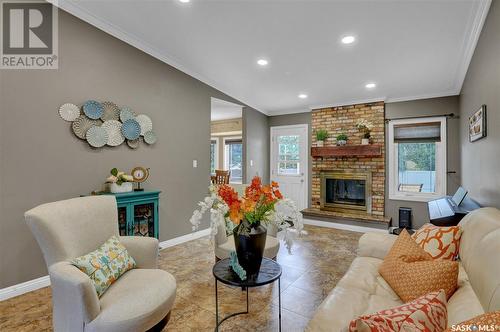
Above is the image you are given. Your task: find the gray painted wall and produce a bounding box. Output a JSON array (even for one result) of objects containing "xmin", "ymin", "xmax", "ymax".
[
  {"xmin": 268, "ymin": 112, "xmax": 312, "ymax": 207},
  {"xmin": 243, "ymin": 108, "xmax": 270, "ymax": 183},
  {"xmin": 459, "ymin": 0, "xmax": 500, "ymax": 208},
  {"xmin": 385, "ymin": 96, "xmax": 460, "ymax": 228},
  {"xmin": 0, "ymin": 10, "xmax": 266, "ymax": 288}
]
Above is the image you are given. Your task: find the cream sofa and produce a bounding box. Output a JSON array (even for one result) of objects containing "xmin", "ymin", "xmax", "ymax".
[{"xmin": 307, "ymin": 207, "xmax": 500, "ymax": 331}]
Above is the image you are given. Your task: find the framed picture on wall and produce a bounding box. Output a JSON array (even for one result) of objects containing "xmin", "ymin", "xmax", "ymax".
[{"xmin": 469, "ymin": 105, "xmax": 487, "ymax": 142}]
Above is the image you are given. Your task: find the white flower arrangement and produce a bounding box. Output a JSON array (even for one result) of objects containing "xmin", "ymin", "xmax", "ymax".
[{"xmin": 356, "ymin": 119, "xmax": 374, "ymax": 139}]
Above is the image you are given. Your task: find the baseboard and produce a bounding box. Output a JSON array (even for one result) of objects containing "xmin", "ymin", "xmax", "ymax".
[
  {"xmin": 303, "ymin": 218, "xmax": 387, "ymax": 233},
  {"xmin": 0, "ymin": 275, "xmax": 51, "ymax": 302},
  {"xmin": 158, "ymin": 228, "xmax": 211, "ymax": 249},
  {"xmin": 0, "ymin": 228, "xmax": 211, "ymax": 302}
]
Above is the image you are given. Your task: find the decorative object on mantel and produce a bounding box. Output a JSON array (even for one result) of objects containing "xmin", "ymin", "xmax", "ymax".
[
  {"xmin": 336, "ymin": 133, "xmax": 348, "ymax": 146},
  {"xmin": 469, "ymin": 104, "xmax": 486, "ymax": 142},
  {"xmin": 131, "ymin": 166, "xmax": 150, "ymax": 191},
  {"xmin": 105, "ymin": 168, "xmax": 134, "ymax": 193},
  {"xmin": 229, "ymin": 251, "xmax": 247, "ymax": 280},
  {"xmin": 356, "ymin": 119, "xmax": 373, "ymax": 145},
  {"xmin": 58, "ymin": 100, "xmax": 157, "ymax": 149},
  {"xmin": 315, "ymin": 129, "xmax": 329, "ymax": 147},
  {"xmin": 190, "ymin": 176, "xmax": 305, "ymax": 277}
]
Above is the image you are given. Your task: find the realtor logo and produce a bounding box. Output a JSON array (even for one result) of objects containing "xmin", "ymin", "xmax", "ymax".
[{"xmin": 1, "ymin": 0, "xmax": 58, "ymax": 69}]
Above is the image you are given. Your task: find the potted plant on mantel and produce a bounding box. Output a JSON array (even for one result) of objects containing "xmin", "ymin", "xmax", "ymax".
[
  {"xmin": 356, "ymin": 119, "xmax": 373, "ymax": 145},
  {"xmin": 336, "ymin": 133, "xmax": 348, "ymax": 146},
  {"xmin": 190, "ymin": 176, "xmax": 304, "ymax": 277},
  {"xmin": 315, "ymin": 129, "xmax": 329, "ymax": 147}
]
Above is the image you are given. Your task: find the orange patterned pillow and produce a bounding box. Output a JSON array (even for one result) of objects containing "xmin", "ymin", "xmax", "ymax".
[
  {"xmin": 412, "ymin": 223, "xmax": 462, "ymax": 260},
  {"xmin": 380, "ymin": 229, "xmax": 459, "ymax": 302},
  {"xmin": 349, "ymin": 290, "xmax": 448, "ymax": 332},
  {"xmin": 445, "ymin": 311, "xmax": 500, "ymax": 332}
]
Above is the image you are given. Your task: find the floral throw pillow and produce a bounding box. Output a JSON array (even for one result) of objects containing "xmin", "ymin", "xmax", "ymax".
[
  {"xmin": 349, "ymin": 290, "xmax": 448, "ymax": 332},
  {"xmin": 71, "ymin": 236, "xmax": 136, "ymax": 297},
  {"xmin": 412, "ymin": 223, "xmax": 462, "ymax": 260}
]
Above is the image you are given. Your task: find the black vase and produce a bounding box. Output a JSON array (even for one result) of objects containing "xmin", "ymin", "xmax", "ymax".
[{"xmin": 233, "ymin": 222, "xmax": 267, "ymax": 277}]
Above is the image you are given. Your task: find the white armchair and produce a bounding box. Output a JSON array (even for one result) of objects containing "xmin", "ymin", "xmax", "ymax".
[{"xmin": 25, "ymin": 195, "xmax": 176, "ymax": 332}]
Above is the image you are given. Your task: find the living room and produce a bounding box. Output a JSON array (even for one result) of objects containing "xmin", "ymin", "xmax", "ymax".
[{"xmin": 1, "ymin": 0, "xmax": 499, "ymax": 331}]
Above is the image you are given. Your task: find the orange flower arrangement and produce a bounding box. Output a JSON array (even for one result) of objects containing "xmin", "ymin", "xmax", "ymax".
[{"xmin": 218, "ymin": 176, "xmax": 283, "ymax": 229}]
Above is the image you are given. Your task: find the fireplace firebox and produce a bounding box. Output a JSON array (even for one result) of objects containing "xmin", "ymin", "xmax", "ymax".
[{"xmin": 320, "ymin": 171, "xmax": 372, "ymax": 213}]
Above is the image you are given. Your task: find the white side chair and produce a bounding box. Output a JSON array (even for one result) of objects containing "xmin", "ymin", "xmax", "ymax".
[{"xmin": 25, "ymin": 195, "xmax": 176, "ymax": 332}]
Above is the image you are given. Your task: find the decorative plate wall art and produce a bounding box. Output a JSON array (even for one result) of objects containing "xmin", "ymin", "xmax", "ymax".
[
  {"xmin": 121, "ymin": 119, "xmax": 141, "ymax": 140},
  {"xmin": 86, "ymin": 125, "xmax": 109, "ymax": 148},
  {"xmin": 59, "ymin": 103, "xmax": 80, "ymax": 122},
  {"xmin": 58, "ymin": 100, "xmax": 156, "ymax": 149},
  {"xmin": 102, "ymin": 120, "xmax": 125, "ymax": 146},
  {"xmin": 135, "ymin": 114, "xmax": 153, "ymax": 136},
  {"xmin": 101, "ymin": 102, "xmax": 120, "ymax": 121},
  {"xmin": 83, "ymin": 100, "xmax": 104, "ymax": 120}
]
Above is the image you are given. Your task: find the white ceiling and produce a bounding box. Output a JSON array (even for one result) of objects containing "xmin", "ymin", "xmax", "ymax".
[
  {"xmin": 211, "ymin": 98, "xmax": 242, "ymax": 121},
  {"xmin": 55, "ymin": 0, "xmax": 491, "ymax": 115}
]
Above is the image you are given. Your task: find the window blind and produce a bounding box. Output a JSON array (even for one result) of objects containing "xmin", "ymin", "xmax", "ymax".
[
  {"xmin": 394, "ymin": 122, "xmax": 442, "ymax": 143},
  {"xmin": 225, "ymin": 139, "xmax": 242, "ymax": 145}
]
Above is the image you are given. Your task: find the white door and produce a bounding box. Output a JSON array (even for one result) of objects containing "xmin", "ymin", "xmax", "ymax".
[{"xmin": 270, "ymin": 124, "xmax": 308, "ymax": 210}]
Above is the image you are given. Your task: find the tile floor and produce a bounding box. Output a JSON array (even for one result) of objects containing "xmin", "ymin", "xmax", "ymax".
[{"xmin": 0, "ymin": 225, "xmax": 362, "ymax": 332}]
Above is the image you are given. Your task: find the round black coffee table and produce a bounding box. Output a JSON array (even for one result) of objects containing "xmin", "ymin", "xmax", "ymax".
[{"xmin": 212, "ymin": 257, "xmax": 282, "ymax": 331}]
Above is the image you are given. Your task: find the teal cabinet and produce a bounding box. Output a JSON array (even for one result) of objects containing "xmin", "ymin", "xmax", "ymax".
[{"xmin": 110, "ymin": 190, "xmax": 161, "ymax": 239}]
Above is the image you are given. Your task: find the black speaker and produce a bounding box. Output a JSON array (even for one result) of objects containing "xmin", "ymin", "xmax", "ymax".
[{"xmin": 399, "ymin": 207, "xmax": 412, "ymax": 229}]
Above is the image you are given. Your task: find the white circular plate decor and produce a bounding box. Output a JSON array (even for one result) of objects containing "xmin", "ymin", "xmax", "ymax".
[
  {"xmin": 72, "ymin": 115, "xmax": 102, "ymax": 139},
  {"xmin": 143, "ymin": 130, "xmax": 157, "ymax": 145},
  {"xmin": 127, "ymin": 138, "xmax": 140, "ymax": 149},
  {"xmin": 120, "ymin": 107, "xmax": 136, "ymax": 122},
  {"xmin": 135, "ymin": 114, "xmax": 153, "ymax": 136},
  {"xmin": 101, "ymin": 101, "xmax": 120, "ymax": 121},
  {"xmin": 102, "ymin": 120, "xmax": 124, "ymax": 146},
  {"xmin": 86, "ymin": 125, "xmax": 109, "ymax": 148},
  {"xmin": 59, "ymin": 103, "xmax": 80, "ymax": 122}
]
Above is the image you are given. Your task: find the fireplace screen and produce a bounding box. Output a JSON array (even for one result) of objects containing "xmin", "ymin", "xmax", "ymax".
[{"xmin": 325, "ymin": 179, "xmax": 366, "ymax": 207}]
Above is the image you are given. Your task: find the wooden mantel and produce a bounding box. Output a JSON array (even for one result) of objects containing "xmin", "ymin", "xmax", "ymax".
[{"xmin": 311, "ymin": 145, "xmax": 382, "ymax": 158}]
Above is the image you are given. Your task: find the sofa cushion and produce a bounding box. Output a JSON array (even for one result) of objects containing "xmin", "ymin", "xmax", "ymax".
[
  {"xmin": 412, "ymin": 223, "xmax": 462, "ymax": 260},
  {"xmin": 71, "ymin": 236, "xmax": 136, "ymax": 297},
  {"xmin": 348, "ymin": 290, "xmax": 447, "ymax": 332},
  {"xmin": 306, "ymin": 257, "xmax": 404, "ymax": 332},
  {"xmin": 84, "ymin": 269, "xmax": 176, "ymax": 332}
]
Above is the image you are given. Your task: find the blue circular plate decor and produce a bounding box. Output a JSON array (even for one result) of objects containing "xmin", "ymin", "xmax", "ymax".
[
  {"xmin": 121, "ymin": 119, "xmax": 141, "ymax": 140},
  {"xmin": 83, "ymin": 100, "xmax": 104, "ymax": 120}
]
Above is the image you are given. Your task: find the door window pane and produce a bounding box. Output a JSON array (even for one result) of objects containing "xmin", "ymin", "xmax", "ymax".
[
  {"xmin": 225, "ymin": 140, "xmax": 242, "ymax": 183},
  {"xmin": 118, "ymin": 206, "xmax": 127, "ymax": 236},
  {"xmin": 210, "ymin": 139, "xmax": 217, "ymax": 175},
  {"xmin": 134, "ymin": 203, "xmax": 155, "ymax": 237},
  {"xmin": 398, "ymin": 142, "xmax": 436, "ymax": 193},
  {"xmin": 278, "ymin": 135, "xmax": 300, "ymax": 175}
]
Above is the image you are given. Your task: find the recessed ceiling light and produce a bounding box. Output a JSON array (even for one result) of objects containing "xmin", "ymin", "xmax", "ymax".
[
  {"xmin": 257, "ymin": 59, "xmax": 268, "ymax": 66},
  {"xmin": 179, "ymin": 0, "xmax": 190, "ymax": 3},
  {"xmin": 365, "ymin": 83, "xmax": 376, "ymax": 89},
  {"xmin": 341, "ymin": 35, "xmax": 356, "ymax": 44},
  {"xmin": 298, "ymin": 94, "xmax": 308, "ymax": 99}
]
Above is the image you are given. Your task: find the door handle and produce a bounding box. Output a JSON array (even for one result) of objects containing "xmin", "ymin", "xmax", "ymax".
[{"xmin": 300, "ymin": 179, "xmax": 304, "ymax": 183}]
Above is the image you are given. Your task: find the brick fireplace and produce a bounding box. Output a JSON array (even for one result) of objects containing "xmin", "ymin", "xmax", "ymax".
[{"xmin": 305, "ymin": 101, "xmax": 388, "ymax": 223}]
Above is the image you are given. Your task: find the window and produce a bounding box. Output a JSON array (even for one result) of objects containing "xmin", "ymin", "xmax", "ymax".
[
  {"xmin": 277, "ymin": 135, "xmax": 300, "ymax": 175},
  {"xmin": 388, "ymin": 117, "xmax": 447, "ymax": 201},
  {"xmin": 224, "ymin": 138, "xmax": 242, "ymax": 183},
  {"xmin": 210, "ymin": 138, "xmax": 218, "ymax": 175}
]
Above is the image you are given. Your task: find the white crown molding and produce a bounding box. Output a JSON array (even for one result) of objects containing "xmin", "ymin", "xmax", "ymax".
[
  {"xmin": 0, "ymin": 229, "xmax": 211, "ymax": 301},
  {"xmin": 385, "ymin": 90, "xmax": 459, "ymax": 104},
  {"xmin": 308, "ymin": 97, "xmax": 387, "ymax": 111},
  {"xmin": 49, "ymin": 0, "xmax": 268, "ymax": 116},
  {"xmin": 303, "ymin": 218, "xmax": 387, "ymax": 234},
  {"xmin": 453, "ymin": 0, "xmax": 492, "ymax": 94},
  {"xmin": 267, "ymin": 108, "xmax": 311, "ymax": 116},
  {"xmin": 0, "ymin": 275, "xmax": 50, "ymax": 302}
]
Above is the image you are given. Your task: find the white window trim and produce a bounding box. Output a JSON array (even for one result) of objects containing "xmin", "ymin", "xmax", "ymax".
[
  {"xmin": 210, "ymin": 137, "xmax": 218, "ymax": 174},
  {"xmin": 388, "ymin": 116, "xmax": 447, "ymax": 202}
]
